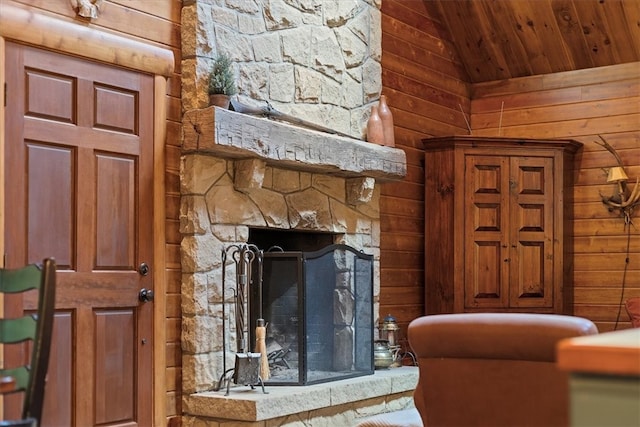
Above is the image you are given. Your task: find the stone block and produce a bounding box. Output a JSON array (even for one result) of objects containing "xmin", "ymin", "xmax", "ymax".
[
  {"xmin": 287, "ymin": 188, "xmax": 332, "ymax": 230},
  {"xmin": 245, "ymin": 188, "xmax": 290, "ymax": 229},
  {"xmin": 181, "ymin": 154, "xmax": 227, "ymax": 194},
  {"xmin": 347, "ymin": 177, "xmax": 375, "ymax": 204},
  {"xmin": 334, "ymin": 290, "xmax": 355, "ymax": 325},
  {"xmin": 180, "ymin": 195, "xmax": 209, "ymax": 235},
  {"xmin": 181, "ymin": 233, "xmax": 220, "ymax": 273},
  {"xmin": 234, "ymin": 158, "xmax": 266, "ymax": 190},
  {"xmin": 205, "ymin": 184, "xmax": 267, "ymax": 227},
  {"xmin": 181, "ymin": 272, "xmax": 210, "ymax": 316}
]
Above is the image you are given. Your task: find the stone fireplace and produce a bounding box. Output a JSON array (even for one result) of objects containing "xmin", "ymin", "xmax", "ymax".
[{"xmin": 179, "ymin": 1, "xmax": 416, "ymax": 424}]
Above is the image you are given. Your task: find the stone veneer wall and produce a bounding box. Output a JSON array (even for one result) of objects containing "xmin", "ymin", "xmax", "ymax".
[
  {"xmin": 179, "ymin": 1, "xmax": 391, "ymax": 421},
  {"xmin": 179, "ymin": 154, "xmax": 381, "ymax": 394},
  {"xmin": 181, "ymin": 0, "xmax": 382, "ymax": 138}
]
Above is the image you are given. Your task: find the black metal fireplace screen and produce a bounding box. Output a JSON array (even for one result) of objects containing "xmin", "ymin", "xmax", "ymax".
[{"xmin": 249, "ymin": 244, "xmax": 374, "ymax": 385}]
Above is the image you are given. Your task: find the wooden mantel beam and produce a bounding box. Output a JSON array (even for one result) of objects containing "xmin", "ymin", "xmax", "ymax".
[{"xmin": 182, "ymin": 106, "xmax": 408, "ymax": 182}]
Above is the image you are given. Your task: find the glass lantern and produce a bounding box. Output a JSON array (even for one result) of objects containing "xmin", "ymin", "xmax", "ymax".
[{"xmin": 379, "ymin": 314, "xmax": 400, "ymax": 348}]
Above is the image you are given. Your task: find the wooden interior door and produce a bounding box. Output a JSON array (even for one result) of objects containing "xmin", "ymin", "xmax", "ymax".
[{"xmin": 4, "ymin": 42, "xmax": 154, "ymax": 426}]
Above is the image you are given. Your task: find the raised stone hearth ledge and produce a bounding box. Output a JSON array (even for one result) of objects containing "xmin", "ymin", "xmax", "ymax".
[
  {"xmin": 182, "ymin": 107, "xmax": 407, "ymax": 182},
  {"xmin": 183, "ymin": 367, "xmax": 418, "ymax": 425}
]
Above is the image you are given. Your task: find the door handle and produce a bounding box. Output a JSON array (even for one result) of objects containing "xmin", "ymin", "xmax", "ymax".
[{"xmin": 139, "ymin": 288, "xmax": 154, "ymax": 302}]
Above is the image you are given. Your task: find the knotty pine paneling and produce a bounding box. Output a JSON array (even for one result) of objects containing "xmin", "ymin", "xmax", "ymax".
[
  {"xmin": 6, "ymin": 1, "xmax": 183, "ymax": 421},
  {"xmin": 429, "ymin": 1, "xmax": 640, "ymax": 83},
  {"xmin": 471, "ymin": 62, "xmax": 640, "ymax": 332},
  {"xmin": 381, "ymin": 0, "xmax": 470, "ymax": 340}
]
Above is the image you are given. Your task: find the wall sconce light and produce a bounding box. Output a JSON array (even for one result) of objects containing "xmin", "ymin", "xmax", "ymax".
[
  {"xmin": 607, "ymin": 166, "xmax": 629, "ymax": 201},
  {"xmin": 597, "ymin": 136, "xmax": 640, "ymax": 226}
]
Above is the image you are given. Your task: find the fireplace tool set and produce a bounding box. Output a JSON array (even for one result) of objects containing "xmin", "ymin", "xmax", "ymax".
[{"xmin": 212, "ymin": 244, "xmax": 269, "ymax": 395}]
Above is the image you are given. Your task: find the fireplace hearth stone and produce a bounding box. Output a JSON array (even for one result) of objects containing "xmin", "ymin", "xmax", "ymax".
[{"xmin": 183, "ymin": 366, "xmax": 418, "ymax": 425}]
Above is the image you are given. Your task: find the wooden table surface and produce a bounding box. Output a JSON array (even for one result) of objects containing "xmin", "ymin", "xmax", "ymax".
[{"xmin": 557, "ymin": 328, "xmax": 640, "ymax": 376}]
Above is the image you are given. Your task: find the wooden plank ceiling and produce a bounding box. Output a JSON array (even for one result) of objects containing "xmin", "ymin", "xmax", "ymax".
[{"xmin": 426, "ymin": 0, "xmax": 640, "ymax": 83}]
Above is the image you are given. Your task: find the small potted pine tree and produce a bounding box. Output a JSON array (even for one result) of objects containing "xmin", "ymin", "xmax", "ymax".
[{"xmin": 208, "ymin": 53, "xmax": 237, "ymax": 108}]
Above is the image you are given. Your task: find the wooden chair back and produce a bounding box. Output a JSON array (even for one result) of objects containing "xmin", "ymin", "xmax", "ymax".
[{"xmin": 0, "ymin": 258, "xmax": 56, "ymax": 426}]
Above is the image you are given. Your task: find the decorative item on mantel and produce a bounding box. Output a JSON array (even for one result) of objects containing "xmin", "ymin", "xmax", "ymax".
[
  {"xmin": 378, "ymin": 95, "xmax": 395, "ymax": 147},
  {"xmin": 208, "ymin": 53, "xmax": 237, "ymax": 109},
  {"xmin": 366, "ymin": 104, "xmax": 384, "ymax": 145},
  {"xmin": 367, "ymin": 97, "xmax": 395, "ymax": 147}
]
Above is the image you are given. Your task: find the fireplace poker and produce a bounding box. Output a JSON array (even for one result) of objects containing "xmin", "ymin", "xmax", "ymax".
[
  {"xmin": 232, "ymin": 245, "xmax": 255, "ymax": 353},
  {"xmin": 212, "ymin": 245, "xmax": 234, "ymax": 392}
]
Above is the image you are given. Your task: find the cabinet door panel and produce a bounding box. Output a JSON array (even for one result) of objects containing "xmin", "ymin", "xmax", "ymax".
[
  {"xmin": 510, "ymin": 157, "xmax": 555, "ymax": 308},
  {"xmin": 466, "ymin": 240, "xmax": 508, "ymax": 307},
  {"xmin": 464, "ymin": 156, "xmax": 510, "ymax": 309}
]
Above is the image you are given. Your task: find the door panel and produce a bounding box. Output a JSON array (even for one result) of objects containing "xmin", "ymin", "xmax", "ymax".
[
  {"xmin": 95, "ymin": 153, "xmax": 136, "ymax": 269},
  {"xmin": 25, "ymin": 69, "xmax": 76, "ymax": 124},
  {"xmin": 4, "ymin": 43, "xmax": 154, "ymax": 426},
  {"xmin": 509, "ymin": 156, "xmax": 554, "ymax": 308},
  {"xmin": 464, "ymin": 155, "xmax": 510, "ymax": 309},
  {"xmin": 26, "ymin": 143, "xmax": 75, "ymax": 268},
  {"xmin": 94, "ymin": 85, "xmax": 138, "ymax": 134},
  {"xmin": 94, "ymin": 310, "xmax": 135, "ymax": 424},
  {"xmin": 43, "ymin": 312, "xmax": 74, "ymax": 426}
]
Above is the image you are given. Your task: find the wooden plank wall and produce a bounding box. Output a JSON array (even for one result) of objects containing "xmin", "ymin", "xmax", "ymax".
[
  {"xmin": 471, "ymin": 62, "xmax": 640, "ymax": 332},
  {"xmin": 380, "ymin": 0, "xmax": 469, "ymax": 339},
  {"xmin": 4, "ymin": 1, "xmax": 184, "ymax": 423}
]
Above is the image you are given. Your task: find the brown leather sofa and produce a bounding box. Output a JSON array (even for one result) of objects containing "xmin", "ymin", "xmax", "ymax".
[{"xmin": 408, "ymin": 313, "xmax": 598, "ymax": 427}]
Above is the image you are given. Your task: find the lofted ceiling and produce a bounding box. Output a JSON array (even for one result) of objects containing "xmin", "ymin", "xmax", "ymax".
[{"xmin": 425, "ymin": 0, "xmax": 640, "ymax": 83}]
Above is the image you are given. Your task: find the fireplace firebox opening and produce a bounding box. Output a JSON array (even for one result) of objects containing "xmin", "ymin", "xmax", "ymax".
[{"xmin": 248, "ymin": 228, "xmax": 336, "ymax": 252}]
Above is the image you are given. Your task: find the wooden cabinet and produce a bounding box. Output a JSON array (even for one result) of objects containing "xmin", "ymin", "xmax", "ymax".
[{"xmin": 423, "ymin": 136, "xmax": 582, "ymax": 315}]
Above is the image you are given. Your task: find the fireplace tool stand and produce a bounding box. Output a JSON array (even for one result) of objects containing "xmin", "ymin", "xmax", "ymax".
[{"xmin": 212, "ymin": 243, "xmax": 268, "ymax": 395}]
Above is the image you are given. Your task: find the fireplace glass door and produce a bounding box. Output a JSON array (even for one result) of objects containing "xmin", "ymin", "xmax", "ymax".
[{"xmin": 250, "ymin": 244, "xmax": 374, "ymax": 385}]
